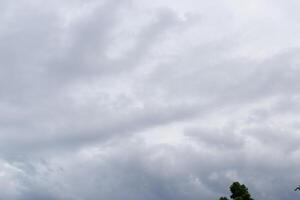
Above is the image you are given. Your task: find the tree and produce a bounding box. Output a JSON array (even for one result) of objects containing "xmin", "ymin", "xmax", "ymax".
[
  {"xmin": 219, "ymin": 197, "xmax": 229, "ymax": 200},
  {"xmin": 219, "ymin": 182, "xmax": 254, "ymax": 200}
]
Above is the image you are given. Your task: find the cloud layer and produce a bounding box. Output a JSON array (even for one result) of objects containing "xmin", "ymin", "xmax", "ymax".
[{"xmin": 1, "ymin": 0, "xmax": 300, "ymax": 199}]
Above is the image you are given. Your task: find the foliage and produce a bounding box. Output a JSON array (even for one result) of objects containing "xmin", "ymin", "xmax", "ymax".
[
  {"xmin": 219, "ymin": 182, "xmax": 253, "ymax": 200},
  {"xmin": 219, "ymin": 197, "xmax": 229, "ymax": 200}
]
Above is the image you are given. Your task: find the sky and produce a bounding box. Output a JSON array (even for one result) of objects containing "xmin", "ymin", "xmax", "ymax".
[{"xmin": 0, "ymin": 0, "xmax": 300, "ymax": 199}]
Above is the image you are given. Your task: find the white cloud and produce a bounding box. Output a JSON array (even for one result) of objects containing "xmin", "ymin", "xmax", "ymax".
[{"xmin": 0, "ymin": 0, "xmax": 300, "ymax": 199}]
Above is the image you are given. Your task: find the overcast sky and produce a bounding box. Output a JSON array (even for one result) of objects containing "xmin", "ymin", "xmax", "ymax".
[{"xmin": 1, "ymin": 0, "xmax": 300, "ymax": 199}]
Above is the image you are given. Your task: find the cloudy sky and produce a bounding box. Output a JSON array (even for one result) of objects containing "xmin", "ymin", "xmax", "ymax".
[{"xmin": 1, "ymin": 0, "xmax": 300, "ymax": 199}]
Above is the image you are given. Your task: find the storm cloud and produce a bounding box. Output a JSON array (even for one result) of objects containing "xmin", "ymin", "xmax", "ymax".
[{"xmin": 1, "ymin": 0, "xmax": 300, "ymax": 200}]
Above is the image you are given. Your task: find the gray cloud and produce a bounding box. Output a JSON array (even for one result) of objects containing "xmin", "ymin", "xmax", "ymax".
[{"xmin": 0, "ymin": 0, "xmax": 300, "ymax": 200}]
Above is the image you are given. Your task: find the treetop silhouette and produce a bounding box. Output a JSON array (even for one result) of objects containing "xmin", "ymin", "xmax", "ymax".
[{"xmin": 219, "ymin": 182, "xmax": 253, "ymax": 200}]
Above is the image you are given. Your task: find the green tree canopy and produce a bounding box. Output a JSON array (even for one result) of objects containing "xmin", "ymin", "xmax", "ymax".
[
  {"xmin": 219, "ymin": 182, "xmax": 253, "ymax": 200},
  {"xmin": 219, "ymin": 197, "xmax": 229, "ymax": 200}
]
